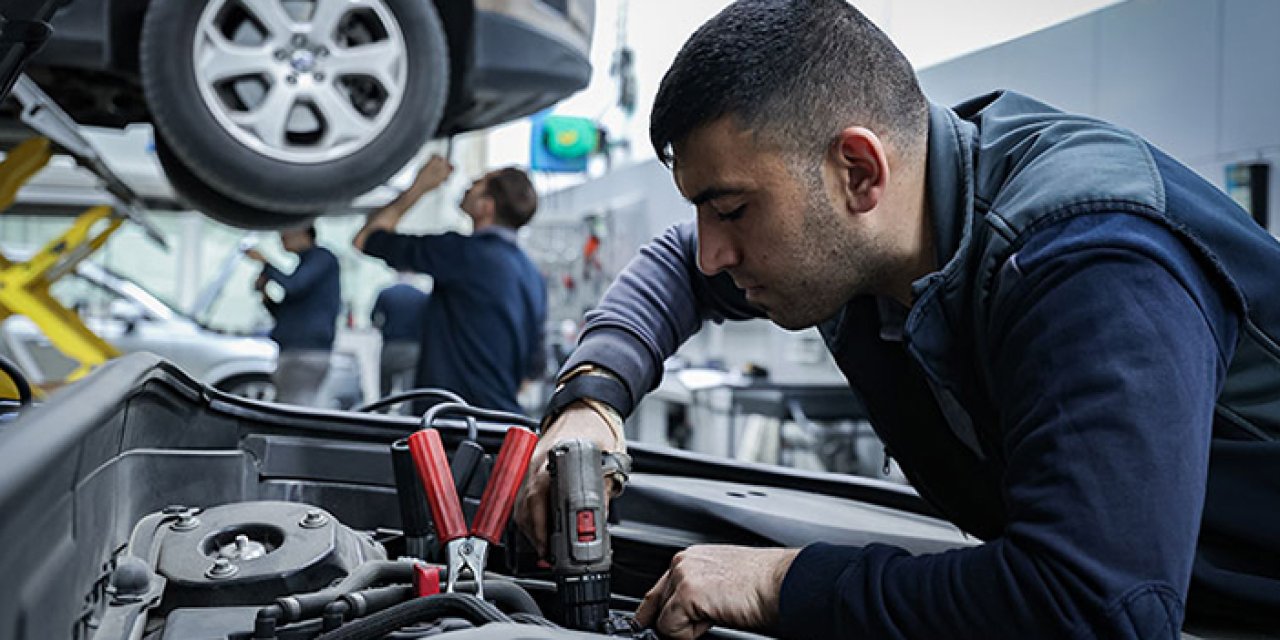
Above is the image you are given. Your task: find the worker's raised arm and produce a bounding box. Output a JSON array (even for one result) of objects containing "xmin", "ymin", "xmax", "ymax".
[
  {"xmin": 260, "ymin": 249, "xmax": 336, "ymax": 299},
  {"xmin": 353, "ymin": 155, "xmax": 453, "ymax": 252}
]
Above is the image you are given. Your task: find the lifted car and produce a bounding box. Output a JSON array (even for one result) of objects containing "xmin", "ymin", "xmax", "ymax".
[{"xmin": 14, "ymin": 0, "xmax": 594, "ymax": 229}]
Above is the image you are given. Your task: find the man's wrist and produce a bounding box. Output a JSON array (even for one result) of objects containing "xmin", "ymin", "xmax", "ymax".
[
  {"xmin": 542, "ymin": 364, "xmax": 632, "ymax": 445},
  {"xmin": 551, "ymin": 364, "xmax": 633, "ymax": 415},
  {"xmin": 579, "ymin": 398, "xmax": 627, "ymax": 453}
]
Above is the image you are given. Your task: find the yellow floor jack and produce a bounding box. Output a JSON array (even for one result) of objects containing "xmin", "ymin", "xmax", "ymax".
[{"xmin": 0, "ymin": 75, "xmax": 166, "ymax": 395}]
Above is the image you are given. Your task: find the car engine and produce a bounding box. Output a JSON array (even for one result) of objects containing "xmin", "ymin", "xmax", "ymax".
[
  {"xmin": 92, "ymin": 500, "xmax": 660, "ymax": 640},
  {"xmin": 0, "ymin": 357, "xmax": 966, "ymax": 640}
]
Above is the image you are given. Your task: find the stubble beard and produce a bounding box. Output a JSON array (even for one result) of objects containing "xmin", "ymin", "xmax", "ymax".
[{"xmin": 764, "ymin": 192, "xmax": 883, "ymax": 330}]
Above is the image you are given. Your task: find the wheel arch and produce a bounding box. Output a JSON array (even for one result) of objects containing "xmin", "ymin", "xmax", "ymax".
[
  {"xmin": 431, "ymin": 0, "xmax": 476, "ymax": 135},
  {"xmin": 105, "ymin": 0, "xmax": 152, "ymax": 73}
]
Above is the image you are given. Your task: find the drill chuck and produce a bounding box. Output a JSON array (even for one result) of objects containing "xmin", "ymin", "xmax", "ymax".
[{"xmin": 556, "ymin": 572, "xmax": 611, "ymax": 630}]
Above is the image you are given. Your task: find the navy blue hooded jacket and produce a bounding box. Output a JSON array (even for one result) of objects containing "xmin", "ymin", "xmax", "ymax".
[{"xmin": 556, "ymin": 92, "xmax": 1280, "ymax": 637}]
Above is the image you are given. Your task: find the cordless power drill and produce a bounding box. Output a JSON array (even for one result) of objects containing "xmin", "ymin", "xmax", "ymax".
[{"xmin": 548, "ymin": 438, "xmax": 612, "ymax": 631}]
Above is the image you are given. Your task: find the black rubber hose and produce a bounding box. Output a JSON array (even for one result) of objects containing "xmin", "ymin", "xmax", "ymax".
[
  {"xmin": 322, "ymin": 584, "xmax": 417, "ymax": 631},
  {"xmin": 269, "ymin": 560, "xmax": 415, "ymax": 624},
  {"xmin": 253, "ymin": 604, "xmax": 284, "ymax": 639},
  {"xmin": 360, "ymin": 388, "xmax": 482, "ymax": 443},
  {"xmin": 320, "ymin": 580, "xmax": 537, "ymax": 631},
  {"xmin": 454, "ymin": 580, "xmax": 541, "ymax": 617},
  {"xmin": 315, "ymin": 593, "xmax": 511, "ymax": 640},
  {"xmin": 420, "ymin": 402, "xmax": 539, "ymax": 435},
  {"xmin": 341, "ymin": 584, "xmax": 416, "ymax": 619},
  {"xmin": 510, "ymin": 612, "xmax": 561, "ymax": 627}
]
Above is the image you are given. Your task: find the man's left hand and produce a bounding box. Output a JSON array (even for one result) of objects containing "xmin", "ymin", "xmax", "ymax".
[
  {"xmin": 634, "ymin": 545, "xmax": 800, "ymax": 639},
  {"xmin": 244, "ymin": 248, "xmax": 266, "ymax": 263}
]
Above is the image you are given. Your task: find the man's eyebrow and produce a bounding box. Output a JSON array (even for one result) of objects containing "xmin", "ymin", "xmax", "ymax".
[{"xmin": 688, "ymin": 186, "xmax": 747, "ymax": 207}]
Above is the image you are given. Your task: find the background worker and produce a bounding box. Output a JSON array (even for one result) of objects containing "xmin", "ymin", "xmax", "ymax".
[
  {"xmin": 371, "ymin": 272, "xmax": 429, "ymax": 408},
  {"xmin": 353, "ymin": 156, "xmax": 547, "ymax": 414},
  {"xmin": 515, "ymin": 0, "xmax": 1280, "ymax": 637},
  {"xmin": 246, "ymin": 225, "xmax": 340, "ymax": 407}
]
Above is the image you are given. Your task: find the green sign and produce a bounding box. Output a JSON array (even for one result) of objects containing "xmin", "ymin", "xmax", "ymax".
[{"xmin": 542, "ymin": 115, "xmax": 599, "ymax": 160}]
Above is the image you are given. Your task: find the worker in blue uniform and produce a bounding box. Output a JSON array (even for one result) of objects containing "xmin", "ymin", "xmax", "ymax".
[
  {"xmin": 247, "ymin": 225, "xmax": 340, "ymax": 407},
  {"xmin": 371, "ymin": 273, "xmax": 430, "ymax": 405},
  {"xmin": 515, "ymin": 0, "xmax": 1280, "ymax": 637},
  {"xmin": 353, "ymin": 157, "xmax": 547, "ymax": 414}
]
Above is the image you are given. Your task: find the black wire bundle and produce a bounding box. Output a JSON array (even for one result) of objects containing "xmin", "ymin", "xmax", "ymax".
[{"xmin": 314, "ymin": 592, "xmax": 511, "ymax": 640}]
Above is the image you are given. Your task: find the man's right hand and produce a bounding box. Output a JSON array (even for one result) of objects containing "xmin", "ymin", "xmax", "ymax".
[
  {"xmin": 353, "ymin": 155, "xmax": 453, "ymax": 253},
  {"xmin": 515, "ymin": 402, "xmax": 623, "ymax": 557},
  {"xmin": 413, "ymin": 155, "xmax": 454, "ymax": 191}
]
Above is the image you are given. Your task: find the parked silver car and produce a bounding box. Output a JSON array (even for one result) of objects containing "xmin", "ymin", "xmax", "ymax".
[{"xmin": 0, "ymin": 260, "xmax": 279, "ymax": 398}]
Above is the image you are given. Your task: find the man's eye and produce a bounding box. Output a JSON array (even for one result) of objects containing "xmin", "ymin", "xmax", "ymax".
[{"xmin": 717, "ymin": 206, "xmax": 745, "ymax": 222}]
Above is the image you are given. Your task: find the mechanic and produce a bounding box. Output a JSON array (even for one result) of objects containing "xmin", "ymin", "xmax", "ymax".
[
  {"xmin": 353, "ymin": 156, "xmax": 547, "ymax": 414},
  {"xmin": 371, "ymin": 272, "xmax": 430, "ymax": 407},
  {"xmin": 246, "ymin": 225, "xmax": 340, "ymax": 407},
  {"xmin": 514, "ymin": 0, "xmax": 1280, "ymax": 637}
]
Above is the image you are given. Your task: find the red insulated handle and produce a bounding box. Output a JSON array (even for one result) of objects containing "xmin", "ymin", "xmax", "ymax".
[
  {"xmin": 471, "ymin": 427, "xmax": 538, "ymax": 544},
  {"xmin": 407, "ymin": 429, "xmax": 467, "ymax": 544}
]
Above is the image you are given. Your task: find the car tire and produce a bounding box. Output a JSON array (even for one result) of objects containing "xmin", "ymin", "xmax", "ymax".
[
  {"xmin": 155, "ymin": 133, "xmax": 318, "ymax": 230},
  {"xmin": 140, "ymin": 0, "xmax": 448, "ymax": 213},
  {"xmin": 216, "ymin": 373, "xmax": 277, "ymax": 402}
]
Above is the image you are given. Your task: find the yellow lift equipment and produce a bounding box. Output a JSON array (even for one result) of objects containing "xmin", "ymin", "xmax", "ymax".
[
  {"xmin": 0, "ymin": 137, "xmax": 125, "ymax": 384},
  {"xmin": 0, "ymin": 76, "xmax": 167, "ymax": 389}
]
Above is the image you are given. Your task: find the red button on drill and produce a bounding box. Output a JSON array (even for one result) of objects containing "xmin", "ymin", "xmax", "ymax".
[{"xmin": 576, "ymin": 509, "xmax": 597, "ymax": 542}]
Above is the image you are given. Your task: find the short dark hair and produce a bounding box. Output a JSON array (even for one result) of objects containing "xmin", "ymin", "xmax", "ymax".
[
  {"xmin": 486, "ymin": 167, "xmax": 537, "ymax": 228},
  {"xmin": 650, "ymin": 0, "xmax": 927, "ymax": 167}
]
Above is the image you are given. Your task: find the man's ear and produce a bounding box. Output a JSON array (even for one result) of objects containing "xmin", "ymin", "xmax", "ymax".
[
  {"xmin": 831, "ymin": 127, "xmax": 889, "ymax": 215},
  {"xmin": 478, "ymin": 194, "xmax": 497, "ymax": 224}
]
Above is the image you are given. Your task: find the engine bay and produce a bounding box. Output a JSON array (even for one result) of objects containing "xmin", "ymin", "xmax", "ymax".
[
  {"xmin": 95, "ymin": 500, "xmax": 665, "ymax": 639},
  {"xmin": 0, "ymin": 355, "xmax": 969, "ymax": 640}
]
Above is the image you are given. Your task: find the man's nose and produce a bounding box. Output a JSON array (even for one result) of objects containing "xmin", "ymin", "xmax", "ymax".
[{"xmin": 697, "ymin": 225, "xmax": 741, "ymax": 276}]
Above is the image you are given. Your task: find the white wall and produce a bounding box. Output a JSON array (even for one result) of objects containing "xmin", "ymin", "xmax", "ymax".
[{"xmin": 917, "ymin": 0, "xmax": 1280, "ymax": 234}]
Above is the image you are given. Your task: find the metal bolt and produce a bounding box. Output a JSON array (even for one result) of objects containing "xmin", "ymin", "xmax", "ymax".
[
  {"xmin": 313, "ymin": 72, "xmax": 325, "ymax": 82},
  {"xmin": 235, "ymin": 534, "xmax": 250, "ymax": 553},
  {"xmin": 300, "ymin": 508, "xmax": 329, "ymax": 529},
  {"xmin": 292, "ymin": 34, "xmax": 307, "ymax": 47},
  {"xmin": 274, "ymin": 49, "xmax": 288, "ymax": 60},
  {"xmin": 172, "ymin": 513, "xmax": 200, "ymax": 531},
  {"xmin": 206, "ymin": 557, "xmax": 239, "ymax": 579},
  {"xmin": 316, "ymin": 46, "xmax": 329, "ymax": 57},
  {"xmin": 162, "ymin": 504, "xmax": 187, "ymax": 515},
  {"xmin": 461, "ymin": 541, "xmax": 474, "ymax": 555},
  {"xmin": 285, "ymin": 74, "xmax": 298, "ymax": 84}
]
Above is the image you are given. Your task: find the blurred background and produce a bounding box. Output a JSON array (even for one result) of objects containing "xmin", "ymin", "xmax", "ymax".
[{"xmin": 3, "ymin": 0, "xmax": 1271, "ymax": 482}]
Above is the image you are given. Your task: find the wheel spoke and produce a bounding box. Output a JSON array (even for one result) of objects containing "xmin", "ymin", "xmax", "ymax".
[
  {"xmin": 232, "ymin": 85, "xmax": 297, "ymax": 149},
  {"xmin": 327, "ymin": 40, "xmax": 404, "ymax": 95},
  {"xmin": 238, "ymin": 0, "xmax": 297, "ymax": 41},
  {"xmin": 199, "ymin": 25, "xmax": 273, "ymax": 82},
  {"xmin": 311, "ymin": 84, "xmax": 375, "ymax": 145},
  {"xmin": 309, "ymin": 0, "xmax": 376, "ymax": 44}
]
